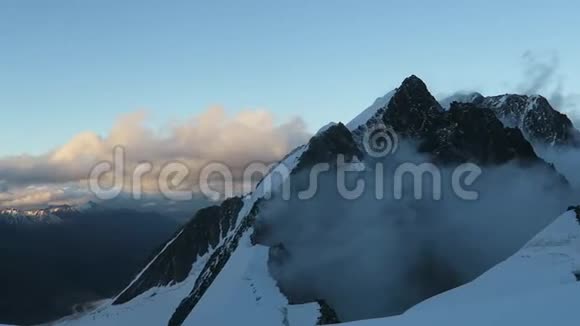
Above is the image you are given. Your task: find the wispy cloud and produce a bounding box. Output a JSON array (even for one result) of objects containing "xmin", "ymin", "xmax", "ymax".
[{"xmin": 518, "ymin": 50, "xmax": 580, "ymax": 124}]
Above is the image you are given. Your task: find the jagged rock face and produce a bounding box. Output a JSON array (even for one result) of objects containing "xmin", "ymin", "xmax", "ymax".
[
  {"xmin": 383, "ymin": 77, "xmax": 540, "ymax": 165},
  {"xmin": 478, "ymin": 95, "xmax": 578, "ymax": 146},
  {"xmin": 295, "ymin": 122, "xmax": 363, "ymax": 171},
  {"xmin": 114, "ymin": 197, "xmax": 244, "ymax": 305},
  {"xmin": 383, "ymin": 75, "xmax": 444, "ymax": 138},
  {"xmin": 568, "ymin": 205, "xmax": 580, "ymax": 225},
  {"xmin": 447, "ymin": 93, "xmax": 579, "ymax": 147},
  {"xmin": 168, "ymin": 201, "xmax": 261, "ymax": 326},
  {"xmin": 316, "ymin": 300, "xmax": 341, "ymax": 325},
  {"xmin": 421, "ymin": 103, "xmax": 538, "ymax": 164}
]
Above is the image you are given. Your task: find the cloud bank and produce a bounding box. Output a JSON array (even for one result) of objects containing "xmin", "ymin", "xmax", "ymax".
[
  {"xmin": 0, "ymin": 107, "xmax": 311, "ymax": 208},
  {"xmin": 256, "ymin": 143, "xmax": 576, "ymax": 322}
]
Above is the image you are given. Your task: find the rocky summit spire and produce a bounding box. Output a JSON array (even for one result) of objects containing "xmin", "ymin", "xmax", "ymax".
[
  {"xmin": 380, "ymin": 76, "xmax": 557, "ymax": 167},
  {"xmin": 383, "ymin": 75, "xmax": 444, "ymax": 138}
]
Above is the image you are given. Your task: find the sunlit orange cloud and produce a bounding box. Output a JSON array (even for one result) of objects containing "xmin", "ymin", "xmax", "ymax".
[{"xmin": 0, "ymin": 107, "xmax": 311, "ymax": 208}]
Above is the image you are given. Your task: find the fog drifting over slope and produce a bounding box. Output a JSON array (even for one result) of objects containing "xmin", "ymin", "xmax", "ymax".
[
  {"xmin": 0, "ymin": 108, "xmax": 310, "ymax": 208},
  {"xmin": 256, "ymin": 142, "xmax": 577, "ymax": 322}
]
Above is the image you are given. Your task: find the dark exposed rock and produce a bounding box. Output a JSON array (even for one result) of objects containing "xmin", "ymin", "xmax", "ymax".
[
  {"xmin": 421, "ymin": 103, "xmax": 538, "ymax": 165},
  {"xmin": 295, "ymin": 122, "xmax": 363, "ymax": 171},
  {"xmin": 445, "ymin": 92, "xmax": 580, "ymax": 147},
  {"xmin": 382, "ymin": 76, "xmax": 555, "ymax": 166},
  {"xmin": 383, "ymin": 75, "xmax": 444, "ymax": 138},
  {"xmin": 316, "ymin": 300, "xmax": 341, "ymax": 325},
  {"xmin": 168, "ymin": 200, "xmax": 261, "ymax": 326},
  {"xmin": 113, "ymin": 197, "xmax": 244, "ymax": 305},
  {"xmin": 480, "ymin": 95, "xmax": 579, "ymax": 146},
  {"xmin": 567, "ymin": 205, "xmax": 580, "ymax": 225}
]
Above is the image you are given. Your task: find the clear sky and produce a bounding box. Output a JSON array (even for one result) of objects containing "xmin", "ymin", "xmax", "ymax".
[{"xmin": 1, "ymin": 0, "xmax": 579, "ymax": 156}]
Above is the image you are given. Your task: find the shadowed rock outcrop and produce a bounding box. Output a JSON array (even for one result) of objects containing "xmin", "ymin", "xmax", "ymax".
[
  {"xmin": 168, "ymin": 201, "xmax": 261, "ymax": 326},
  {"xmin": 114, "ymin": 197, "xmax": 244, "ymax": 305},
  {"xmin": 383, "ymin": 76, "xmax": 555, "ymax": 167},
  {"xmin": 295, "ymin": 122, "xmax": 363, "ymax": 171}
]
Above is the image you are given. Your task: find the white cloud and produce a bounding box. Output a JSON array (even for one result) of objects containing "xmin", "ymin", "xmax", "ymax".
[{"xmin": 0, "ymin": 107, "xmax": 311, "ymax": 208}]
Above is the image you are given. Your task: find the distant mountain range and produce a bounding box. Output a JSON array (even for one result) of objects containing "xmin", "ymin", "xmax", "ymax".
[
  {"xmin": 0, "ymin": 202, "xmax": 97, "ymax": 225},
  {"xmin": 0, "ymin": 202, "xmax": 181, "ymax": 325}
]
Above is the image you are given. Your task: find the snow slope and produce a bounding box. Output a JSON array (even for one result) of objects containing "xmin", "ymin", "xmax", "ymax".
[
  {"xmin": 182, "ymin": 233, "xmax": 319, "ymax": 326},
  {"xmin": 53, "ymin": 144, "xmax": 321, "ymax": 326},
  {"xmin": 54, "ymin": 233, "xmax": 214, "ymax": 326},
  {"xmin": 175, "ymin": 144, "xmax": 322, "ymax": 326},
  {"xmin": 68, "ymin": 204, "xmax": 580, "ymax": 326},
  {"xmin": 347, "ymin": 90, "xmax": 395, "ymax": 130},
  {"xmin": 337, "ymin": 210, "xmax": 580, "ymax": 325}
]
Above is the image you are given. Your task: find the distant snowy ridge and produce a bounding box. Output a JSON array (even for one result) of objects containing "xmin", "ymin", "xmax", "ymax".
[
  {"xmin": 0, "ymin": 202, "xmax": 99, "ymax": 225},
  {"xmin": 0, "ymin": 207, "xmax": 64, "ymax": 224}
]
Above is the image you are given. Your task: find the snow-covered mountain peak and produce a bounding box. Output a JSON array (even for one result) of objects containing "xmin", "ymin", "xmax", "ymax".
[
  {"xmin": 347, "ymin": 90, "xmax": 395, "ymax": 131},
  {"xmin": 349, "ymin": 75, "xmax": 443, "ymax": 149},
  {"xmin": 441, "ymin": 92, "xmax": 579, "ymax": 146}
]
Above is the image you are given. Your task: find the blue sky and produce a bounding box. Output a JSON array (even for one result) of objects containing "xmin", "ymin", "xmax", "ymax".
[{"xmin": 1, "ymin": 0, "xmax": 579, "ymax": 156}]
